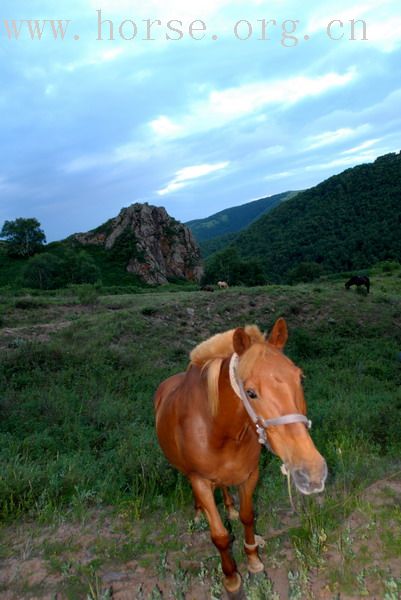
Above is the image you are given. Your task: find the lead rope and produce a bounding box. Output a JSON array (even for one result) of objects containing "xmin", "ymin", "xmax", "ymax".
[{"xmin": 281, "ymin": 464, "xmax": 296, "ymax": 513}]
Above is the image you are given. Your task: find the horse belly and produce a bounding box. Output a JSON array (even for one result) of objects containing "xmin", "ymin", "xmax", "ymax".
[{"xmin": 158, "ymin": 409, "xmax": 257, "ymax": 485}]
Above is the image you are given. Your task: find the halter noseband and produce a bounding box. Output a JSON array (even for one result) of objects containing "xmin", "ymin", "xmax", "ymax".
[{"xmin": 229, "ymin": 353, "xmax": 312, "ymax": 452}]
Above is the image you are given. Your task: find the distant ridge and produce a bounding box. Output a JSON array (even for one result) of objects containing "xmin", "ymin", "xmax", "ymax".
[
  {"xmin": 223, "ymin": 152, "xmax": 401, "ymax": 282},
  {"xmin": 186, "ymin": 191, "xmax": 298, "ymax": 243}
]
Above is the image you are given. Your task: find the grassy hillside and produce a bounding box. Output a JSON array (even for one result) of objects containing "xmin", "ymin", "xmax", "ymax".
[
  {"xmin": 187, "ymin": 191, "xmax": 297, "ymax": 242},
  {"xmin": 0, "ymin": 263, "xmax": 400, "ymax": 598},
  {"xmin": 214, "ymin": 152, "xmax": 401, "ymax": 283}
]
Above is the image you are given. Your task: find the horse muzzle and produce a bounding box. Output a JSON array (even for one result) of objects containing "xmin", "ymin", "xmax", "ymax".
[{"xmin": 291, "ymin": 460, "xmax": 328, "ymax": 495}]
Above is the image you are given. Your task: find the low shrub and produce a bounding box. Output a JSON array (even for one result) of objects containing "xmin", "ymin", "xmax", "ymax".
[
  {"xmin": 76, "ymin": 284, "xmax": 99, "ymax": 306},
  {"xmin": 14, "ymin": 297, "xmax": 48, "ymax": 310}
]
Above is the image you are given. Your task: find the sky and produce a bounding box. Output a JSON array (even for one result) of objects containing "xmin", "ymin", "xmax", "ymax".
[{"xmin": 1, "ymin": 0, "xmax": 401, "ymax": 241}]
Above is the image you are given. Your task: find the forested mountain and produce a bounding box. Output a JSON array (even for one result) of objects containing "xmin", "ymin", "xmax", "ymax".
[
  {"xmin": 200, "ymin": 231, "xmax": 239, "ymax": 258},
  {"xmin": 186, "ymin": 191, "xmax": 297, "ymax": 242},
  {"xmin": 207, "ymin": 152, "xmax": 401, "ymax": 283}
]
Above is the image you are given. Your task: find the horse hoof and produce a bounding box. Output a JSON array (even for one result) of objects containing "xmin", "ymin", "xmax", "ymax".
[
  {"xmin": 223, "ymin": 572, "xmax": 243, "ymax": 597},
  {"xmin": 247, "ymin": 558, "xmax": 265, "ymax": 574},
  {"xmin": 223, "ymin": 581, "xmax": 246, "ymax": 600}
]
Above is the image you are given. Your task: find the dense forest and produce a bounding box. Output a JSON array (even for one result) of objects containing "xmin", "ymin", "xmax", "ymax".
[
  {"xmin": 186, "ymin": 190, "xmax": 297, "ymax": 242},
  {"xmin": 206, "ymin": 152, "xmax": 401, "ymax": 283},
  {"xmin": 199, "ymin": 230, "xmax": 239, "ymax": 258}
]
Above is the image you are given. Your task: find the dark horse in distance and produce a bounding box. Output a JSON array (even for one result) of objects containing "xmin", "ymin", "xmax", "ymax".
[
  {"xmin": 345, "ymin": 275, "xmax": 370, "ymax": 293},
  {"xmin": 155, "ymin": 319, "xmax": 327, "ymax": 598}
]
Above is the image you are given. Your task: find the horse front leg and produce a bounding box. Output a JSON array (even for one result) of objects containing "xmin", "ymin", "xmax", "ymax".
[
  {"xmin": 190, "ymin": 475, "xmax": 244, "ymax": 597},
  {"xmin": 239, "ymin": 468, "xmax": 264, "ymax": 574}
]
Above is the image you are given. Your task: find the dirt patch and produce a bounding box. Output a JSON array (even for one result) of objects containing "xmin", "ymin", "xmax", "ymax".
[
  {"xmin": 0, "ymin": 321, "xmax": 72, "ymax": 349},
  {"xmin": 310, "ymin": 477, "xmax": 401, "ymax": 599},
  {"xmin": 1, "ymin": 479, "xmax": 401, "ymax": 599}
]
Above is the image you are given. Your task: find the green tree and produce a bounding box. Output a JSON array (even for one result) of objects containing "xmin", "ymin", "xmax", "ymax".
[
  {"xmin": 62, "ymin": 249, "xmax": 101, "ymax": 284},
  {"xmin": 0, "ymin": 218, "xmax": 46, "ymax": 257},
  {"xmin": 204, "ymin": 247, "xmax": 265, "ymax": 286},
  {"xmin": 287, "ymin": 261, "xmax": 323, "ymax": 284},
  {"xmin": 22, "ymin": 253, "xmax": 63, "ymax": 290}
]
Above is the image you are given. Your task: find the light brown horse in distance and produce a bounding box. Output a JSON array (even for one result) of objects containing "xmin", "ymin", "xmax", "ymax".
[{"xmin": 155, "ymin": 318, "xmax": 327, "ymax": 598}]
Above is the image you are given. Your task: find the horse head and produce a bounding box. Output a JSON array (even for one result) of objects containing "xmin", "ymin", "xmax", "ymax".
[{"xmin": 233, "ymin": 318, "xmax": 327, "ymax": 495}]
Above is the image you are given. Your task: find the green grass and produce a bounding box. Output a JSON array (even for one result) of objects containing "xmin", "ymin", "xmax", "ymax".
[
  {"xmin": 0, "ymin": 266, "xmax": 401, "ymax": 597},
  {"xmin": 0, "ymin": 270, "xmax": 400, "ymax": 521}
]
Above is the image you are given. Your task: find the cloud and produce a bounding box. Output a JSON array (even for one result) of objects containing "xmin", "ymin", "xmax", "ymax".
[
  {"xmin": 307, "ymin": 0, "xmax": 401, "ymax": 53},
  {"xmin": 62, "ymin": 47, "xmax": 124, "ymax": 73},
  {"xmin": 342, "ymin": 138, "xmax": 381, "ymax": 154},
  {"xmin": 150, "ymin": 116, "xmax": 183, "ymax": 137},
  {"xmin": 45, "ymin": 84, "xmax": 56, "ymax": 96},
  {"xmin": 89, "ymin": 0, "xmax": 259, "ymax": 22},
  {"xmin": 304, "ymin": 128, "xmax": 355, "ymax": 150},
  {"xmin": 62, "ymin": 154, "xmax": 108, "ymax": 173},
  {"xmin": 157, "ymin": 161, "xmax": 230, "ymax": 195},
  {"xmin": 149, "ymin": 69, "xmax": 356, "ymax": 140},
  {"xmin": 305, "ymin": 149, "xmax": 379, "ymax": 171},
  {"xmin": 265, "ymin": 171, "xmax": 294, "ymax": 181},
  {"xmin": 2, "ymin": 0, "xmax": 401, "ymax": 240},
  {"xmin": 63, "ymin": 137, "xmax": 160, "ymax": 174},
  {"xmin": 368, "ymin": 17, "xmax": 401, "ymax": 52},
  {"xmin": 263, "ymin": 144, "xmax": 386, "ymax": 185},
  {"xmin": 304, "ymin": 124, "xmax": 370, "ymax": 150}
]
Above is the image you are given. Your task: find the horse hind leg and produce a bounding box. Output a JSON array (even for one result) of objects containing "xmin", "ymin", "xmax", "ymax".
[
  {"xmin": 222, "ymin": 486, "xmax": 239, "ymax": 521},
  {"xmin": 190, "ymin": 475, "xmax": 244, "ymax": 596}
]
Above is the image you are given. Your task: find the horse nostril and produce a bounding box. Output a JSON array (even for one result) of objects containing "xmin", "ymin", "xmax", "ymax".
[
  {"xmin": 292, "ymin": 462, "xmax": 327, "ymax": 494},
  {"xmin": 293, "ymin": 469, "xmax": 310, "ymax": 489}
]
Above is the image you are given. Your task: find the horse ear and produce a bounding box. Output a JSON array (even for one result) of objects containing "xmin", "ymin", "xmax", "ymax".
[
  {"xmin": 267, "ymin": 318, "xmax": 288, "ymax": 350},
  {"xmin": 233, "ymin": 328, "xmax": 252, "ymax": 356}
]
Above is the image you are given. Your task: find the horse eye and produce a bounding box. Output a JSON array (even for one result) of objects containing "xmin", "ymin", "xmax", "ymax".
[{"xmin": 246, "ymin": 389, "xmax": 258, "ymax": 400}]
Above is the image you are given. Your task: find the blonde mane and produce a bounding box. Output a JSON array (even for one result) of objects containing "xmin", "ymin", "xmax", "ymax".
[{"xmin": 190, "ymin": 325, "xmax": 265, "ymax": 416}]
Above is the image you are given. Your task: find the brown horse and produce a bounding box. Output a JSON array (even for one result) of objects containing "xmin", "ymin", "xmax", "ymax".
[{"xmin": 155, "ymin": 319, "xmax": 327, "ymax": 597}]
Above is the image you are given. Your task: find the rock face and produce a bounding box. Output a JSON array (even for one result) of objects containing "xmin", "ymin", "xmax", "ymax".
[{"xmin": 74, "ymin": 203, "xmax": 203, "ymax": 285}]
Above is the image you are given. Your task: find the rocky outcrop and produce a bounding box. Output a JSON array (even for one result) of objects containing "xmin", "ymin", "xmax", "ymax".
[{"xmin": 74, "ymin": 203, "xmax": 203, "ymax": 285}]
